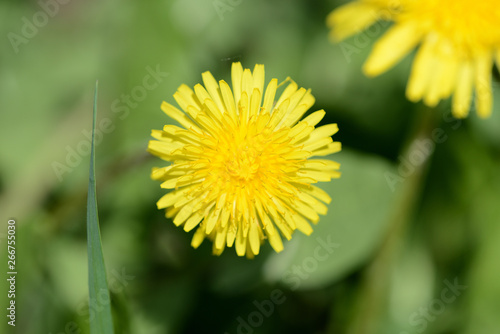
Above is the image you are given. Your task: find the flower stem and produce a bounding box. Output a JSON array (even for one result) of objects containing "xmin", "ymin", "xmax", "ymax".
[{"xmin": 346, "ymin": 107, "xmax": 439, "ymax": 334}]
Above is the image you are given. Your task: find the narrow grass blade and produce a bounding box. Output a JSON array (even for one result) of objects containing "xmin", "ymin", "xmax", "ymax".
[{"xmin": 87, "ymin": 81, "xmax": 115, "ymax": 333}]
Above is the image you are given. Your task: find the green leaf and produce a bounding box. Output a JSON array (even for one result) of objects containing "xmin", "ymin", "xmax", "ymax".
[
  {"xmin": 263, "ymin": 149, "xmax": 398, "ymax": 290},
  {"xmin": 87, "ymin": 81, "xmax": 115, "ymax": 333}
]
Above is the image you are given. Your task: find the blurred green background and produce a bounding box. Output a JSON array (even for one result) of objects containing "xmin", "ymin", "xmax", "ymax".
[{"xmin": 1, "ymin": 0, "xmax": 500, "ymax": 333}]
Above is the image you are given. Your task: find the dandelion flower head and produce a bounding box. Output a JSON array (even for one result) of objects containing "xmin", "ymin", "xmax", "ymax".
[
  {"xmin": 148, "ymin": 63, "xmax": 341, "ymax": 258},
  {"xmin": 328, "ymin": 0, "xmax": 500, "ymax": 118}
]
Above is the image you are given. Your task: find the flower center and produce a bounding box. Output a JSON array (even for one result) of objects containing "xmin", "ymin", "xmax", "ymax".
[
  {"xmin": 226, "ymin": 143, "xmax": 260, "ymax": 181},
  {"xmin": 194, "ymin": 108, "xmax": 310, "ymax": 212},
  {"xmin": 407, "ymin": 0, "xmax": 500, "ymax": 49}
]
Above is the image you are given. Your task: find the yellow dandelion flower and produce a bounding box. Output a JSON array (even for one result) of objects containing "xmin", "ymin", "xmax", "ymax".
[
  {"xmin": 327, "ymin": 0, "xmax": 500, "ymax": 118},
  {"xmin": 148, "ymin": 63, "xmax": 341, "ymax": 258}
]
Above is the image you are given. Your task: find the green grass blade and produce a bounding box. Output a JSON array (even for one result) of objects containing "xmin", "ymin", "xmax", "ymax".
[{"xmin": 87, "ymin": 81, "xmax": 115, "ymax": 334}]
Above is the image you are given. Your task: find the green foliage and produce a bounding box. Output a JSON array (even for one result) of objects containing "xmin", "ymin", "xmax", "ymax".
[
  {"xmin": 86, "ymin": 83, "xmax": 114, "ymax": 334},
  {"xmin": 1, "ymin": 0, "xmax": 500, "ymax": 333}
]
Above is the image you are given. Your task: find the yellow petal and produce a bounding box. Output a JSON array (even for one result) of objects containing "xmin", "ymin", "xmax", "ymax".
[
  {"xmin": 268, "ymin": 99, "xmax": 290, "ymax": 129},
  {"xmin": 305, "ymin": 185, "xmax": 332, "ymax": 204},
  {"xmin": 147, "ymin": 140, "xmax": 184, "ymax": 160},
  {"xmin": 312, "ymin": 141, "xmax": 342, "ymax": 156},
  {"xmin": 303, "ymin": 137, "xmax": 334, "ymax": 153},
  {"xmin": 274, "ymin": 81, "xmax": 298, "ymax": 110},
  {"xmin": 304, "ymin": 159, "xmax": 341, "ymax": 171},
  {"xmin": 249, "ymin": 88, "xmax": 262, "ymax": 118},
  {"xmin": 301, "ymin": 110, "xmax": 325, "ymax": 127},
  {"xmin": 303, "ymin": 124, "xmax": 339, "ymax": 144},
  {"xmin": 161, "ymin": 101, "xmax": 200, "ymax": 132},
  {"xmin": 183, "ymin": 211, "xmax": 204, "ymax": 232},
  {"xmin": 406, "ymin": 36, "xmax": 438, "ymax": 102},
  {"xmin": 151, "ymin": 129, "xmax": 172, "ymax": 142},
  {"xmin": 249, "ymin": 223, "xmax": 260, "ymax": 256},
  {"xmin": 263, "ymin": 220, "xmax": 284, "ymax": 253},
  {"xmin": 202, "ymin": 71, "xmax": 225, "ymax": 113},
  {"xmin": 226, "ymin": 225, "xmax": 236, "ymax": 247},
  {"xmin": 241, "ymin": 69, "xmax": 254, "ymax": 95},
  {"xmin": 219, "ymin": 80, "xmax": 238, "ymax": 120},
  {"xmin": 203, "ymin": 98, "xmax": 224, "ymax": 124},
  {"xmin": 166, "ymin": 206, "xmax": 180, "ymax": 219},
  {"xmin": 157, "ymin": 186, "xmax": 193, "ymax": 209},
  {"xmin": 290, "ymin": 200, "xmax": 319, "ymax": 223},
  {"xmin": 327, "ymin": 2, "xmax": 385, "ymax": 42},
  {"xmin": 474, "ymin": 53, "xmax": 493, "ymax": 118},
  {"xmin": 364, "ymin": 22, "xmax": 423, "ymax": 77},
  {"xmin": 194, "ymin": 84, "xmax": 211, "ymax": 108},
  {"xmin": 163, "ymin": 125, "xmax": 201, "ymax": 144},
  {"xmin": 297, "ymin": 170, "xmax": 331, "ymax": 182},
  {"xmin": 430, "ymin": 39, "xmax": 458, "ymax": 101},
  {"xmin": 231, "ymin": 62, "xmax": 243, "ymax": 105},
  {"xmin": 173, "ymin": 203, "xmax": 195, "ymax": 226},
  {"xmin": 191, "ymin": 225, "xmax": 206, "ymax": 248},
  {"xmin": 453, "ymin": 61, "xmax": 474, "ymax": 118},
  {"xmin": 262, "ymin": 79, "xmax": 278, "ymax": 113},
  {"xmin": 235, "ymin": 224, "xmax": 248, "ymax": 256},
  {"xmin": 291, "ymin": 213, "xmax": 313, "ymax": 235},
  {"xmin": 252, "ymin": 64, "xmax": 265, "ymax": 96},
  {"xmin": 175, "ymin": 84, "xmax": 201, "ymax": 110},
  {"xmin": 281, "ymin": 90, "xmax": 315, "ymax": 128},
  {"xmin": 214, "ymin": 224, "xmax": 229, "ymax": 250},
  {"xmin": 205, "ymin": 208, "xmax": 221, "ymax": 234}
]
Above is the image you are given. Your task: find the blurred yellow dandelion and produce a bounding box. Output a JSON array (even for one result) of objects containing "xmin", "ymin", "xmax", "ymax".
[
  {"xmin": 328, "ymin": 0, "xmax": 500, "ymax": 118},
  {"xmin": 148, "ymin": 63, "xmax": 341, "ymax": 258}
]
